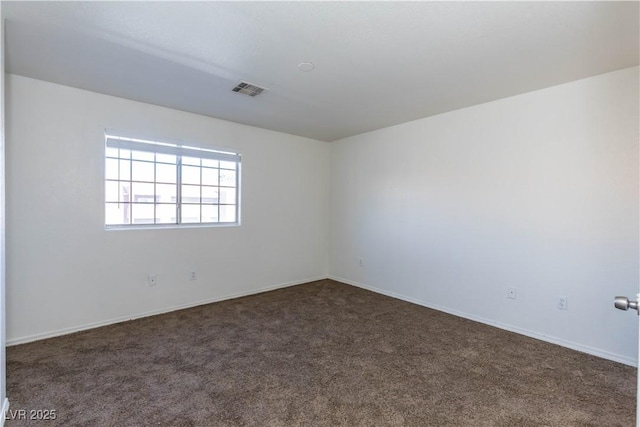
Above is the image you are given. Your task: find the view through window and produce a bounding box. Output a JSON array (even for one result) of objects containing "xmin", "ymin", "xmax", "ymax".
[{"xmin": 105, "ymin": 134, "xmax": 240, "ymax": 227}]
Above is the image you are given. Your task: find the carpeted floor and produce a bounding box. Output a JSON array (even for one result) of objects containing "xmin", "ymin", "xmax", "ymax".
[{"xmin": 5, "ymin": 279, "xmax": 637, "ymax": 426}]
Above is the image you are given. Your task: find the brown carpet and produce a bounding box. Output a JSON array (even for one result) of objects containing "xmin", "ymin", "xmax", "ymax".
[{"xmin": 5, "ymin": 279, "xmax": 636, "ymax": 426}]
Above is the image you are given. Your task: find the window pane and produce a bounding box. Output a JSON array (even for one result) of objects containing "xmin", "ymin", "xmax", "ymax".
[
  {"xmin": 156, "ymin": 184, "xmax": 176, "ymax": 203},
  {"xmin": 131, "ymin": 182, "xmax": 155, "ymax": 203},
  {"xmin": 131, "ymin": 161, "xmax": 154, "ymax": 182},
  {"xmin": 105, "ymin": 181, "xmax": 122, "ymax": 202},
  {"xmin": 120, "ymin": 182, "xmax": 131, "ymax": 202},
  {"xmin": 201, "ymin": 167, "xmax": 219, "ymax": 186},
  {"xmin": 156, "ymin": 163, "xmax": 176, "ymax": 183},
  {"xmin": 202, "ymin": 159, "xmax": 218, "ymax": 168},
  {"xmin": 220, "ymin": 161, "xmax": 236, "ymax": 170},
  {"xmin": 105, "ymin": 147, "xmax": 119, "ymax": 158},
  {"xmin": 119, "ymin": 160, "xmax": 131, "ymax": 180},
  {"xmin": 156, "ymin": 204, "xmax": 177, "ymax": 224},
  {"xmin": 201, "ymin": 205, "xmax": 219, "ymax": 223},
  {"xmin": 105, "ymin": 182, "xmax": 132, "ymax": 203},
  {"xmin": 131, "ymin": 203, "xmax": 155, "ymax": 224},
  {"xmin": 202, "ymin": 186, "xmax": 218, "ymax": 204},
  {"xmin": 105, "ymin": 158, "xmax": 119, "ymax": 180},
  {"xmin": 132, "ymin": 150, "xmax": 154, "ymax": 161},
  {"xmin": 181, "ymin": 165, "xmax": 200, "ymax": 185},
  {"xmin": 105, "ymin": 202, "xmax": 130, "ymax": 225},
  {"xmin": 182, "ymin": 156, "xmax": 200, "ymax": 166},
  {"xmin": 181, "ymin": 204, "xmax": 201, "ymax": 223},
  {"xmin": 220, "ymin": 205, "xmax": 236, "ymax": 222},
  {"xmin": 219, "ymin": 187, "xmax": 236, "ymax": 204},
  {"xmin": 156, "ymin": 153, "xmax": 176, "ymax": 164},
  {"xmin": 220, "ymin": 170, "xmax": 236, "ymax": 187},
  {"xmin": 119, "ymin": 149, "xmax": 131, "ymax": 159},
  {"xmin": 181, "ymin": 184, "xmax": 200, "ymax": 203}
]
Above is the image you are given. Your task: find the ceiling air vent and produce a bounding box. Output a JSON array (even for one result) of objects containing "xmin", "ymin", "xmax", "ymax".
[{"xmin": 232, "ymin": 81, "xmax": 268, "ymax": 97}]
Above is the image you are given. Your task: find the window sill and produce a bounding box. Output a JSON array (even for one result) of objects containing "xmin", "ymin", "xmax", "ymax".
[{"xmin": 104, "ymin": 222, "xmax": 240, "ymax": 231}]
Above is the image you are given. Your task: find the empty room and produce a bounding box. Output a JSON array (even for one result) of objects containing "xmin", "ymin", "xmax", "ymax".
[{"xmin": 0, "ymin": 1, "xmax": 639, "ymax": 426}]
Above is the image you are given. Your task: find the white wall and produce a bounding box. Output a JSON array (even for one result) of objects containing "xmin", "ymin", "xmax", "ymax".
[
  {"xmin": 5, "ymin": 74, "xmax": 329, "ymax": 344},
  {"xmin": 330, "ymin": 67, "xmax": 640, "ymax": 365},
  {"xmin": 1, "ymin": 3, "xmax": 9, "ymax": 421}
]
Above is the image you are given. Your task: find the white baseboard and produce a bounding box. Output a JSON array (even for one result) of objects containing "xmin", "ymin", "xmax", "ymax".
[
  {"xmin": 9, "ymin": 274, "xmax": 635, "ymax": 367},
  {"xmin": 1, "ymin": 398, "xmax": 9, "ymax": 427},
  {"xmin": 7, "ymin": 276, "xmax": 327, "ymax": 346},
  {"xmin": 329, "ymin": 275, "xmax": 637, "ymax": 367}
]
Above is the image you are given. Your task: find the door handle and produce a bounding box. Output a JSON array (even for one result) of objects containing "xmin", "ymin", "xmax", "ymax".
[{"xmin": 614, "ymin": 296, "xmax": 640, "ymax": 314}]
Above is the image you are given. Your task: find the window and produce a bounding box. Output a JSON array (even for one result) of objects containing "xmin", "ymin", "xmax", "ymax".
[{"xmin": 105, "ymin": 134, "xmax": 240, "ymax": 228}]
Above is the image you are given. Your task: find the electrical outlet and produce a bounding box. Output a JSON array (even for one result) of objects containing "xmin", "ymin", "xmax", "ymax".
[
  {"xmin": 190, "ymin": 271, "xmax": 197, "ymax": 281},
  {"xmin": 507, "ymin": 287, "xmax": 517, "ymax": 299},
  {"xmin": 558, "ymin": 296, "xmax": 568, "ymax": 310},
  {"xmin": 148, "ymin": 274, "xmax": 157, "ymax": 287}
]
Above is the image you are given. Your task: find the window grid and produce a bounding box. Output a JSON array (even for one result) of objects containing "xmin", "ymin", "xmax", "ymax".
[{"xmin": 105, "ymin": 137, "xmax": 239, "ymax": 227}]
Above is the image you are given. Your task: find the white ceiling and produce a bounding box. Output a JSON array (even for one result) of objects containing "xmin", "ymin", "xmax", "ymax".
[{"xmin": 3, "ymin": 1, "xmax": 639, "ymax": 142}]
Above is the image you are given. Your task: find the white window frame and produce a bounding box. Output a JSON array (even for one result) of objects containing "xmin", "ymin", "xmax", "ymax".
[{"xmin": 104, "ymin": 133, "xmax": 241, "ymax": 229}]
